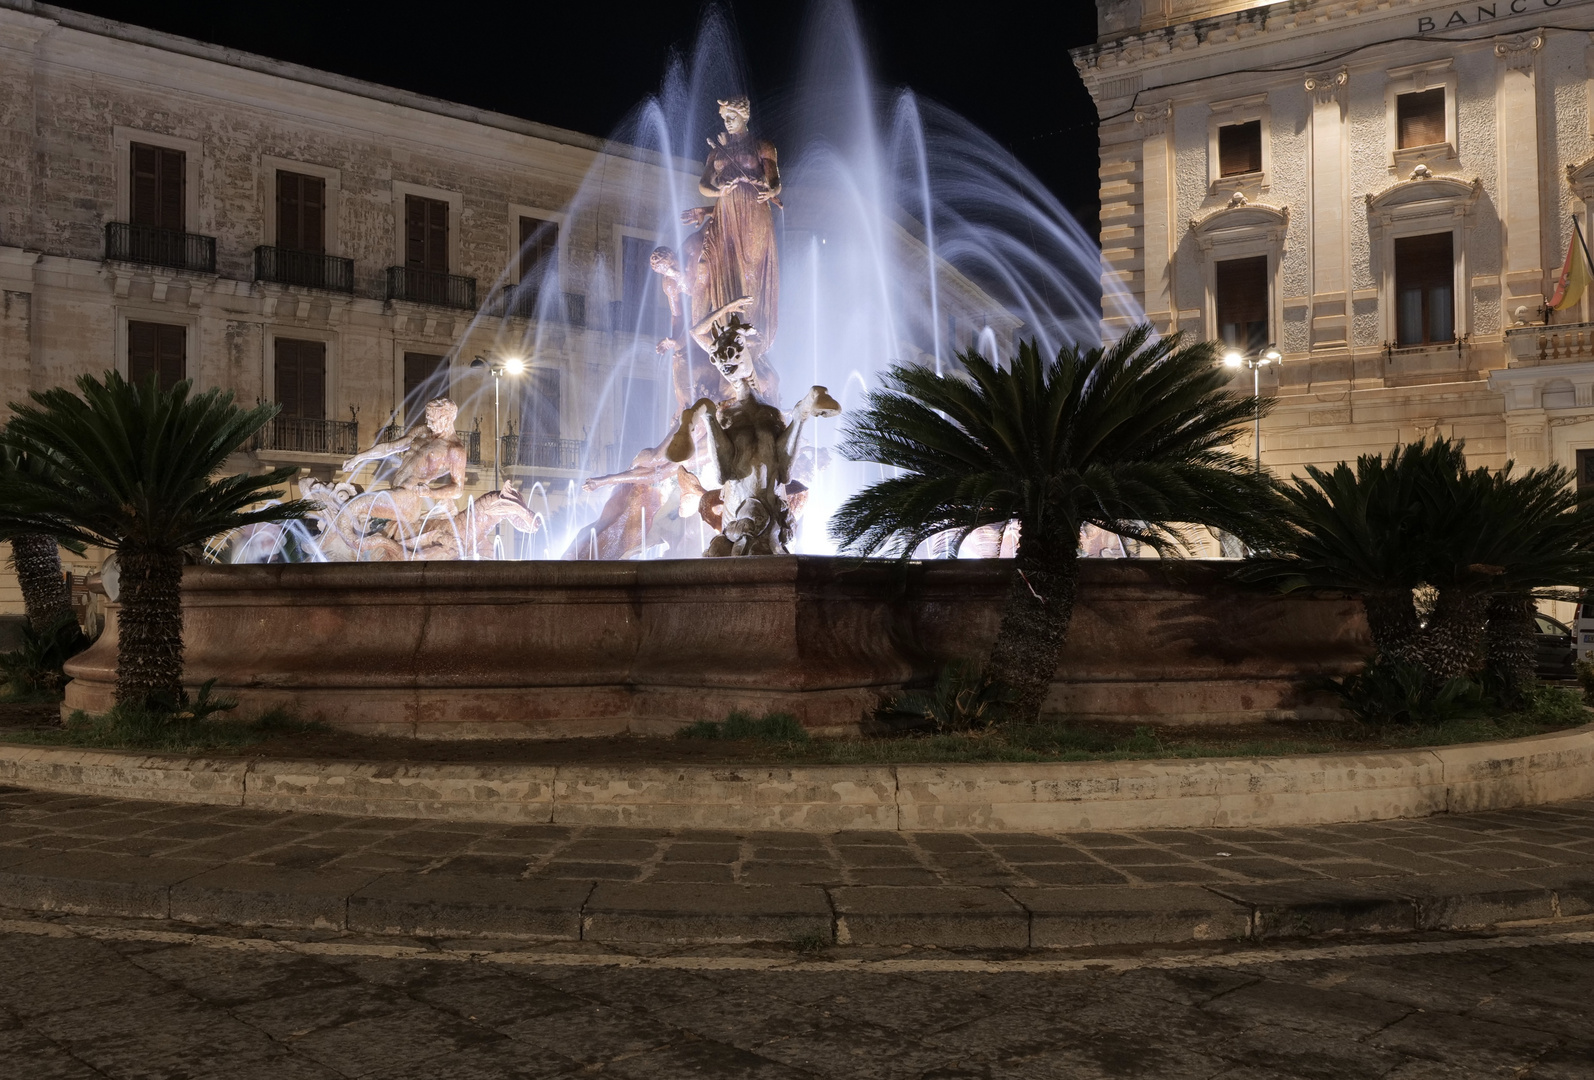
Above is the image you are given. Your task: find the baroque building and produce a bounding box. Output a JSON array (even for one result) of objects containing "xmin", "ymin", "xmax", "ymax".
[{"xmin": 1073, "ymin": 0, "xmax": 1594, "ymax": 484}]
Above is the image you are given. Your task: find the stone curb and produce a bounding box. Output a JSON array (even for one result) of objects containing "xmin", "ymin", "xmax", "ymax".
[
  {"xmin": 0, "ymin": 851, "xmax": 1589, "ymax": 949},
  {"xmin": 1, "ymin": 724, "xmax": 1592, "ymax": 832}
]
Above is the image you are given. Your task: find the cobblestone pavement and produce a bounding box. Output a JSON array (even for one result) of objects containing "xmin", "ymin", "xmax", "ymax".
[
  {"xmin": 4, "ymin": 788, "xmax": 1593, "ymax": 889},
  {"xmin": 1, "ymin": 910, "xmax": 1591, "ymax": 1079}
]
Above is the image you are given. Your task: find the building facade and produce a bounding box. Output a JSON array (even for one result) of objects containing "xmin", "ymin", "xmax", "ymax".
[
  {"xmin": 0, "ymin": 1, "xmax": 707, "ymax": 608},
  {"xmin": 1074, "ymin": 0, "xmax": 1594, "ymax": 486}
]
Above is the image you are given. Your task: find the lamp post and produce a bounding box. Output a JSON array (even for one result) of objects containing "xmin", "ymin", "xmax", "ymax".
[
  {"xmin": 470, "ymin": 354, "xmax": 525, "ymax": 489},
  {"xmin": 1223, "ymin": 344, "xmax": 1282, "ymax": 471}
]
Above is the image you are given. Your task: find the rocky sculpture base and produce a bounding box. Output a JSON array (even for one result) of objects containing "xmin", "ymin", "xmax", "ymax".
[{"xmin": 63, "ymin": 558, "xmax": 1369, "ymax": 738}]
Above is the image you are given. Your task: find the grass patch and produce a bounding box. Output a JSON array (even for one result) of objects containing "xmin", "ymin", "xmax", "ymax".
[
  {"xmin": 1, "ymin": 703, "xmax": 325, "ymax": 753},
  {"xmin": 677, "ymin": 710, "xmax": 811, "ymax": 743}
]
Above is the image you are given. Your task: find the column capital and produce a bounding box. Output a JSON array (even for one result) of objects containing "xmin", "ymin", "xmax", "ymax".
[
  {"xmin": 1303, "ymin": 67, "xmax": 1348, "ymax": 106},
  {"xmin": 1495, "ymin": 32, "xmax": 1544, "ymax": 71},
  {"xmin": 1134, "ymin": 101, "xmax": 1172, "ymax": 138}
]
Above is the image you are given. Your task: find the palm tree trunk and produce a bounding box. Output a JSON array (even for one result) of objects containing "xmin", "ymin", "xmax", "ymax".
[
  {"xmin": 10, "ymin": 534, "xmax": 73, "ymax": 632},
  {"xmin": 114, "ymin": 548, "xmax": 184, "ymax": 709},
  {"xmin": 1362, "ymin": 588, "xmax": 1422, "ymax": 663},
  {"xmin": 1485, "ymin": 592, "xmax": 1536, "ymax": 699},
  {"xmin": 1412, "ymin": 588, "xmax": 1488, "ymax": 682},
  {"xmin": 986, "ymin": 526, "xmax": 1079, "ymax": 725}
]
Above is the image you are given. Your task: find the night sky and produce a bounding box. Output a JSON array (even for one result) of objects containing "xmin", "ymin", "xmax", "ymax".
[{"xmin": 43, "ymin": 1, "xmax": 1104, "ymax": 236}]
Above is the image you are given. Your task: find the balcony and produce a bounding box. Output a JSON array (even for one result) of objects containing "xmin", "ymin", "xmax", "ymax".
[
  {"xmin": 104, "ymin": 222, "xmax": 216, "ymax": 273},
  {"xmin": 377, "ymin": 425, "xmax": 482, "ymax": 466},
  {"xmin": 385, "ymin": 267, "xmax": 477, "ymax": 310},
  {"xmin": 1505, "ymin": 320, "xmax": 1594, "ymax": 365},
  {"xmin": 500, "ymin": 435, "xmax": 586, "ymax": 470},
  {"xmin": 255, "ymin": 416, "xmax": 360, "ymax": 456},
  {"xmin": 255, "ymin": 246, "xmax": 355, "ymax": 293}
]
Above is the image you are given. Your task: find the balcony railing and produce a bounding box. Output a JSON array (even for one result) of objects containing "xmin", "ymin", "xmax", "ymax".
[
  {"xmin": 385, "ymin": 266, "xmax": 477, "ymax": 310},
  {"xmin": 500, "ymin": 435, "xmax": 585, "ymax": 470},
  {"xmin": 376, "ymin": 425, "xmax": 482, "ymax": 466},
  {"xmin": 255, "ymin": 416, "xmax": 360, "ymax": 456},
  {"xmin": 254, "ymin": 246, "xmax": 354, "ymax": 292},
  {"xmin": 104, "ymin": 222, "xmax": 216, "ymax": 273}
]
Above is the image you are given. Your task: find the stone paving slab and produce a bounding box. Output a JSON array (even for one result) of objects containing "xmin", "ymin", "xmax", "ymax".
[{"xmin": 1, "ymin": 784, "xmax": 1593, "ymax": 948}]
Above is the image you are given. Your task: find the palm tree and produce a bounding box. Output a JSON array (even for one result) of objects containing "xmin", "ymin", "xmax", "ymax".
[
  {"xmin": 0, "ymin": 372, "xmax": 308, "ymax": 708},
  {"xmin": 1239, "ymin": 440, "xmax": 1466, "ymax": 667},
  {"xmin": 831, "ymin": 326, "xmax": 1277, "ymax": 724},
  {"xmin": 0, "ymin": 448, "xmax": 77, "ymax": 634},
  {"xmin": 1243, "ymin": 439, "xmax": 1594, "ymax": 687}
]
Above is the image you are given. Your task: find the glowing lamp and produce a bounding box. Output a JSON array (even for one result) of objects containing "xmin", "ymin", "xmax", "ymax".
[{"xmin": 1223, "ymin": 350, "xmax": 1244, "ymax": 368}]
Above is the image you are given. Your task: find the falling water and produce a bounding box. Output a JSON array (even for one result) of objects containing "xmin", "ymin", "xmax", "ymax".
[{"xmin": 224, "ymin": 0, "xmax": 1127, "ymax": 566}]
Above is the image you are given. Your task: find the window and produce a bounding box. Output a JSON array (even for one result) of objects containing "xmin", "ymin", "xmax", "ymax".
[
  {"xmin": 127, "ymin": 321, "xmax": 186, "ymax": 391},
  {"xmin": 276, "ymin": 171, "xmax": 325, "ymax": 253},
  {"xmin": 528, "ymin": 367, "xmax": 560, "ymax": 443},
  {"xmin": 1577, "ymin": 449, "xmax": 1594, "ymax": 493},
  {"xmin": 1394, "ymin": 232, "xmax": 1454, "ymax": 346},
  {"xmin": 275, "ymin": 339, "xmax": 327, "ymax": 420},
  {"xmin": 620, "ymin": 376, "xmax": 658, "ymax": 451},
  {"xmin": 1214, "ymin": 256, "xmax": 1269, "ymax": 354},
  {"xmin": 130, "ymin": 143, "xmax": 185, "ymax": 231},
  {"xmin": 404, "ymin": 195, "xmax": 449, "ymax": 273},
  {"xmin": 1217, "ymin": 121, "xmax": 1262, "ymax": 178},
  {"xmin": 621, "ymin": 235, "xmax": 662, "ymax": 329},
  {"xmin": 1397, "ymin": 88, "xmax": 1446, "ymax": 150},
  {"xmin": 403, "ymin": 352, "xmax": 448, "ymax": 422},
  {"xmin": 519, "ymin": 217, "xmax": 558, "ymax": 286}
]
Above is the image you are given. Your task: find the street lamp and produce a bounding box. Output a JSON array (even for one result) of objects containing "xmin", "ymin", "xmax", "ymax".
[
  {"xmin": 471, "ymin": 354, "xmax": 526, "ymax": 489},
  {"xmin": 1223, "ymin": 343, "xmax": 1282, "ymax": 471}
]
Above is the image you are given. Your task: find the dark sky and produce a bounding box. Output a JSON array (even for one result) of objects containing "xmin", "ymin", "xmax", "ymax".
[{"xmin": 46, "ymin": 1, "xmax": 1104, "ymax": 234}]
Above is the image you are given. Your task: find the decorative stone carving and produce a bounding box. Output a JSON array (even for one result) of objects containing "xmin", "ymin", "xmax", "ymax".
[
  {"xmin": 1365, "ymin": 175, "xmax": 1483, "ymax": 235},
  {"xmin": 1188, "ymin": 200, "xmax": 1290, "ymax": 255},
  {"xmin": 1304, "ymin": 67, "xmax": 1348, "ymax": 105},
  {"xmin": 1495, "ymin": 32, "xmax": 1544, "ymax": 71},
  {"xmin": 1134, "ymin": 101, "xmax": 1172, "ymax": 138}
]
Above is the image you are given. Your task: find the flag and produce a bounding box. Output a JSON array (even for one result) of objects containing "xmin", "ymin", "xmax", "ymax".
[{"xmin": 1550, "ymin": 219, "xmax": 1593, "ymax": 311}]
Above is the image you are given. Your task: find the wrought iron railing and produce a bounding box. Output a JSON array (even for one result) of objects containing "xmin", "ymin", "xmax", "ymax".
[
  {"xmin": 500, "ymin": 435, "xmax": 585, "ymax": 470},
  {"xmin": 376, "ymin": 425, "xmax": 482, "ymax": 466},
  {"xmin": 385, "ymin": 266, "xmax": 477, "ymax": 310},
  {"xmin": 255, "ymin": 416, "xmax": 360, "ymax": 456},
  {"xmin": 254, "ymin": 246, "xmax": 355, "ymax": 292},
  {"xmin": 104, "ymin": 222, "xmax": 216, "ymax": 273}
]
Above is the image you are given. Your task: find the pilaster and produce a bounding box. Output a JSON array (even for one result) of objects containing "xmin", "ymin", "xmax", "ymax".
[
  {"xmin": 1305, "ymin": 67, "xmax": 1350, "ymax": 350},
  {"xmin": 1136, "ymin": 101, "xmax": 1175, "ymax": 333},
  {"xmin": 1496, "ymin": 32, "xmax": 1546, "ymax": 313}
]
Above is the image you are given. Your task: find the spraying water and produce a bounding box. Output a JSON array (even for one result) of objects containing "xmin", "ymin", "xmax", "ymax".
[{"xmin": 222, "ymin": 0, "xmax": 1128, "ymax": 565}]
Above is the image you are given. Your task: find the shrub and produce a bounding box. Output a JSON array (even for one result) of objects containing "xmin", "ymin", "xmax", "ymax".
[
  {"xmin": 676, "ymin": 710, "xmax": 810, "ymax": 742},
  {"xmin": 0, "ymin": 614, "xmax": 91, "ymax": 698},
  {"xmin": 880, "ymin": 660, "xmax": 1016, "ymax": 733},
  {"xmin": 1328, "ymin": 656, "xmax": 1482, "ymax": 728}
]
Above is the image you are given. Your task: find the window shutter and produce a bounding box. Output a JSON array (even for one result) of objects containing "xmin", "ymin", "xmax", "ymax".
[
  {"xmin": 520, "ymin": 217, "xmax": 558, "ymax": 283},
  {"xmin": 405, "ymin": 196, "xmax": 427, "ymax": 269},
  {"xmin": 157, "ymin": 148, "xmax": 184, "ymax": 231},
  {"xmin": 530, "ymin": 367, "xmax": 560, "ymax": 442},
  {"xmin": 1398, "ymin": 88, "xmax": 1446, "ymax": 149},
  {"xmin": 277, "ymin": 172, "xmax": 299, "ymax": 250},
  {"xmin": 302, "ymin": 176, "xmax": 325, "ymax": 255},
  {"xmin": 403, "ymin": 352, "xmax": 448, "ymax": 422},
  {"xmin": 128, "ymin": 321, "xmax": 185, "ymax": 391},
  {"xmin": 130, "ymin": 144, "xmax": 159, "ymax": 227},
  {"xmin": 1216, "ymin": 257, "xmax": 1268, "ymax": 324},
  {"xmin": 1217, "ymin": 121, "xmax": 1262, "ymax": 178},
  {"xmin": 275, "ymin": 339, "xmax": 327, "ymax": 420},
  {"xmin": 427, "ymin": 198, "xmax": 448, "ymax": 273},
  {"xmin": 128, "ymin": 321, "xmax": 156, "ymax": 385}
]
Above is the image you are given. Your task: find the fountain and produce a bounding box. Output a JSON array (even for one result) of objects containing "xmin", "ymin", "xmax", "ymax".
[{"xmin": 63, "ymin": 2, "xmax": 1369, "ymax": 733}]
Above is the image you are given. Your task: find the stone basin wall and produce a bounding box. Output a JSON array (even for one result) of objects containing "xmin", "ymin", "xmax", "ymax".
[{"xmin": 62, "ymin": 557, "xmax": 1370, "ymax": 738}]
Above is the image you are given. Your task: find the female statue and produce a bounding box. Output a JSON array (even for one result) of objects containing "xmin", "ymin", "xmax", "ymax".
[{"xmin": 697, "ymin": 95, "xmax": 781, "ymax": 367}]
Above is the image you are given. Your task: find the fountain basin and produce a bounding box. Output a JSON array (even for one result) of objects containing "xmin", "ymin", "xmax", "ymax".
[{"xmin": 62, "ymin": 557, "xmax": 1369, "ymax": 738}]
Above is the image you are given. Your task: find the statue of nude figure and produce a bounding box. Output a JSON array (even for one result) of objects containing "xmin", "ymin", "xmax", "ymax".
[
  {"xmin": 332, "ymin": 398, "xmax": 469, "ymax": 552},
  {"xmin": 666, "ymin": 316, "xmax": 839, "ymax": 557}
]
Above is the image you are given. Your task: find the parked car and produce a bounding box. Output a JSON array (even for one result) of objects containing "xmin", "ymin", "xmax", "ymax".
[{"xmin": 1535, "ymin": 613, "xmax": 1577, "ymax": 679}]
